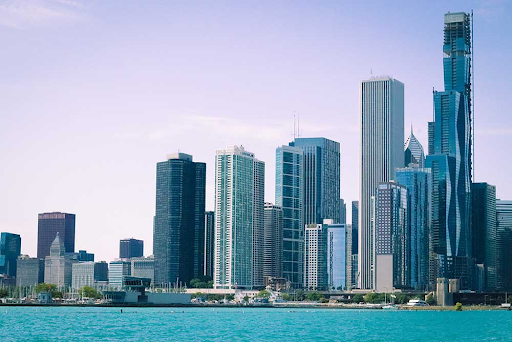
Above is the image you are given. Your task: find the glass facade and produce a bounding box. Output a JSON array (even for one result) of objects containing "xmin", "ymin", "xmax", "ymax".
[
  {"xmin": 275, "ymin": 145, "xmax": 303, "ymax": 289},
  {"xmin": 204, "ymin": 211, "xmax": 215, "ymax": 278},
  {"xmin": 153, "ymin": 153, "xmax": 206, "ymax": 286},
  {"xmin": 37, "ymin": 212, "xmax": 75, "ymax": 260},
  {"xmin": 263, "ymin": 203, "xmax": 283, "ymax": 279},
  {"xmin": 326, "ymin": 222, "xmax": 346, "ymax": 291},
  {"xmin": 119, "ymin": 239, "xmax": 144, "ymax": 259},
  {"xmin": 426, "ymin": 12, "xmax": 473, "ymax": 289},
  {"xmin": 396, "ymin": 167, "xmax": 432, "ymax": 290},
  {"xmin": 0, "ymin": 232, "xmax": 21, "ymax": 277},
  {"xmin": 496, "ymin": 200, "xmax": 512, "ymax": 291}
]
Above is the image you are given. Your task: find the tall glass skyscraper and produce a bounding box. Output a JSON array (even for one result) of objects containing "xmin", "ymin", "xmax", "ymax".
[
  {"xmin": 204, "ymin": 211, "xmax": 215, "ymax": 278},
  {"xmin": 404, "ymin": 127, "xmax": 425, "ymax": 168},
  {"xmin": 496, "ymin": 200, "xmax": 512, "ymax": 291},
  {"xmin": 153, "ymin": 153, "xmax": 206, "ymax": 286},
  {"xmin": 0, "ymin": 232, "xmax": 21, "ymax": 277},
  {"xmin": 359, "ymin": 76, "xmax": 404, "ymax": 289},
  {"xmin": 426, "ymin": 12, "xmax": 473, "ymax": 289},
  {"xmin": 263, "ymin": 203, "xmax": 283, "ymax": 279},
  {"xmin": 37, "ymin": 212, "xmax": 75, "ymax": 260},
  {"xmin": 396, "ymin": 167, "xmax": 432, "ymax": 290},
  {"xmin": 290, "ymin": 138, "xmax": 341, "ymax": 225},
  {"xmin": 119, "ymin": 238, "xmax": 144, "ymax": 259},
  {"xmin": 214, "ymin": 146, "xmax": 264, "ymax": 289},
  {"xmin": 275, "ymin": 145, "xmax": 304, "ymax": 289},
  {"xmin": 326, "ymin": 221, "xmax": 346, "ymax": 291},
  {"xmin": 346, "ymin": 201, "xmax": 358, "ymax": 290}
]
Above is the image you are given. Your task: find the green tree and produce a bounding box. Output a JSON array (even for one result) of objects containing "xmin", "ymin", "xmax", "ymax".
[
  {"xmin": 79, "ymin": 286, "xmax": 101, "ymax": 299},
  {"xmin": 257, "ymin": 290, "xmax": 271, "ymax": 298},
  {"xmin": 352, "ymin": 294, "xmax": 364, "ymax": 303},
  {"xmin": 395, "ymin": 294, "xmax": 411, "ymax": 304},
  {"xmin": 282, "ymin": 293, "xmax": 293, "ymax": 301},
  {"xmin": 35, "ymin": 283, "xmax": 56, "ymax": 294},
  {"xmin": 0, "ymin": 288, "xmax": 8, "ymax": 298},
  {"xmin": 425, "ymin": 294, "xmax": 436, "ymax": 306},
  {"xmin": 295, "ymin": 290, "xmax": 305, "ymax": 301},
  {"xmin": 455, "ymin": 302, "xmax": 463, "ymax": 311},
  {"xmin": 52, "ymin": 291, "xmax": 63, "ymax": 299},
  {"xmin": 243, "ymin": 295, "xmax": 250, "ymax": 302},
  {"xmin": 305, "ymin": 291, "xmax": 324, "ymax": 302}
]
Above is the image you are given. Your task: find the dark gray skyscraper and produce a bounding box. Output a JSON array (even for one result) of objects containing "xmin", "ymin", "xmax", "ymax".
[
  {"xmin": 340, "ymin": 199, "xmax": 347, "ymax": 225},
  {"xmin": 37, "ymin": 212, "xmax": 75, "ymax": 259},
  {"xmin": 0, "ymin": 232, "xmax": 21, "ymax": 277},
  {"xmin": 263, "ymin": 203, "xmax": 283, "ymax": 280},
  {"xmin": 153, "ymin": 153, "xmax": 206, "ymax": 286},
  {"xmin": 346, "ymin": 201, "xmax": 359, "ymax": 289},
  {"xmin": 204, "ymin": 211, "xmax": 215, "ymax": 278},
  {"xmin": 119, "ymin": 238, "xmax": 144, "ymax": 259}
]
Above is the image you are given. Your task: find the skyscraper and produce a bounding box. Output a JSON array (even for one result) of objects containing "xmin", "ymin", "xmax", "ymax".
[
  {"xmin": 44, "ymin": 233, "xmax": 78, "ymax": 288},
  {"xmin": 290, "ymin": 137, "xmax": 341, "ymax": 225},
  {"xmin": 326, "ymin": 221, "xmax": 346, "ymax": 291},
  {"xmin": 263, "ymin": 203, "xmax": 283, "ymax": 280},
  {"xmin": 346, "ymin": 201, "xmax": 359, "ymax": 289},
  {"xmin": 426, "ymin": 12, "xmax": 473, "ymax": 289},
  {"xmin": 275, "ymin": 145, "xmax": 304, "ymax": 289},
  {"xmin": 153, "ymin": 153, "xmax": 206, "ymax": 286},
  {"xmin": 304, "ymin": 224, "xmax": 327, "ymax": 290},
  {"xmin": 119, "ymin": 238, "xmax": 144, "ymax": 259},
  {"xmin": 359, "ymin": 76, "xmax": 404, "ymax": 289},
  {"xmin": 373, "ymin": 182, "xmax": 408, "ymax": 292},
  {"xmin": 340, "ymin": 199, "xmax": 347, "ymax": 225},
  {"xmin": 496, "ymin": 200, "xmax": 512, "ymax": 291},
  {"xmin": 396, "ymin": 167, "xmax": 432, "ymax": 290},
  {"xmin": 471, "ymin": 183, "xmax": 496, "ymax": 291},
  {"xmin": 108, "ymin": 259, "xmax": 131, "ymax": 289},
  {"xmin": 0, "ymin": 232, "xmax": 21, "ymax": 277},
  {"xmin": 204, "ymin": 211, "xmax": 215, "ymax": 278},
  {"xmin": 214, "ymin": 146, "xmax": 264, "ymax": 289},
  {"xmin": 37, "ymin": 212, "xmax": 75, "ymax": 259},
  {"xmin": 404, "ymin": 126, "xmax": 425, "ymax": 168}
]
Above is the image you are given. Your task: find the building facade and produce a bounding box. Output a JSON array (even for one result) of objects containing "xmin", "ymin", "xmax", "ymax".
[
  {"xmin": 214, "ymin": 146, "xmax": 264, "ymax": 289},
  {"xmin": 426, "ymin": 12, "xmax": 473, "ymax": 289},
  {"xmin": 77, "ymin": 250, "xmax": 94, "ymax": 262},
  {"xmin": 275, "ymin": 145, "xmax": 304, "ymax": 289},
  {"xmin": 304, "ymin": 224, "xmax": 327, "ymax": 291},
  {"xmin": 263, "ymin": 203, "xmax": 283, "ymax": 280},
  {"xmin": 471, "ymin": 183, "xmax": 496, "ymax": 291},
  {"xmin": 346, "ymin": 201, "xmax": 359, "ymax": 290},
  {"xmin": 496, "ymin": 200, "xmax": 512, "ymax": 291},
  {"xmin": 395, "ymin": 166, "xmax": 432, "ymax": 290},
  {"xmin": 204, "ymin": 211, "xmax": 215, "ymax": 278},
  {"xmin": 326, "ymin": 221, "xmax": 346, "ymax": 291},
  {"xmin": 44, "ymin": 233, "xmax": 78, "ymax": 288},
  {"xmin": 37, "ymin": 212, "xmax": 75, "ymax": 259},
  {"xmin": 153, "ymin": 153, "xmax": 206, "ymax": 286},
  {"xmin": 404, "ymin": 127, "xmax": 425, "ymax": 168},
  {"xmin": 131, "ymin": 256, "xmax": 155, "ymax": 284},
  {"xmin": 359, "ymin": 76, "xmax": 405, "ymax": 289},
  {"xmin": 373, "ymin": 182, "xmax": 408, "ymax": 292},
  {"xmin": 109, "ymin": 259, "xmax": 131, "ymax": 289},
  {"xmin": 0, "ymin": 232, "xmax": 21, "ymax": 277},
  {"xmin": 16, "ymin": 255, "xmax": 44, "ymax": 287},
  {"xmin": 119, "ymin": 239, "xmax": 144, "ymax": 259}
]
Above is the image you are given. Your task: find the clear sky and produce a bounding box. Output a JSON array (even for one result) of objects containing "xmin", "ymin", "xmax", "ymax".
[{"xmin": 1, "ymin": 0, "xmax": 511, "ymax": 263}]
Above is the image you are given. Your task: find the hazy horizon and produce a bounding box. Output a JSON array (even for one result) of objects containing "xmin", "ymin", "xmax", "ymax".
[{"xmin": 1, "ymin": 0, "xmax": 511, "ymax": 263}]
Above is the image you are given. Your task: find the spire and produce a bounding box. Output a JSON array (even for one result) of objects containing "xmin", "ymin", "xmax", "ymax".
[
  {"xmin": 411, "ymin": 123, "xmax": 414, "ymax": 136},
  {"xmin": 50, "ymin": 232, "xmax": 65, "ymax": 257}
]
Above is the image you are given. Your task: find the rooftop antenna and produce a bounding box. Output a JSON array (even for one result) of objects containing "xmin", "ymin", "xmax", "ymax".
[
  {"xmin": 298, "ymin": 113, "xmax": 301, "ymax": 138},
  {"xmin": 370, "ymin": 68, "xmax": 373, "ymax": 76},
  {"xmin": 292, "ymin": 112, "xmax": 296, "ymax": 140}
]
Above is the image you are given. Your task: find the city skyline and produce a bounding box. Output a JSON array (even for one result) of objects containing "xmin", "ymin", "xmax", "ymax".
[{"xmin": 2, "ymin": 1, "xmax": 512, "ymax": 263}]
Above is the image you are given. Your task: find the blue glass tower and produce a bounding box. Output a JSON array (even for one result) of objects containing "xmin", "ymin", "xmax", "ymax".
[
  {"xmin": 0, "ymin": 232, "xmax": 21, "ymax": 277},
  {"xmin": 426, "ymin": 12, "xmax": 473, "ymax": 289}
]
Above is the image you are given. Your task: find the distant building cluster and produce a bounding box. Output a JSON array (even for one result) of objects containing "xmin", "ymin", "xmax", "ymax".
[{"xmin": 1, "ymin": 12, "xmax": 511, "ymax": 295}]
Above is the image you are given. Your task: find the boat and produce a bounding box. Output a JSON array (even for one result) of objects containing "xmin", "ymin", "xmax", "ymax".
[
  {"xmin": 382, "ymin": 304, "xmax": 398, "ymax": 310},
  {"xmin": 405, "ymin": 299, "xmax": 427, "ymax": 307}
]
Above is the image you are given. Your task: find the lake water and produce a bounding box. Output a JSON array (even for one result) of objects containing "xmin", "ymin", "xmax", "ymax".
[{"xmin": 0, "ymin": 307, "xmax": 510, "ymax": 341}]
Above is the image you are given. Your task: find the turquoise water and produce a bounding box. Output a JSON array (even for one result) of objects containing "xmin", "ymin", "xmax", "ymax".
[{"xmin": 0, "ymin": 307, "xmax": 510, "ymax": 341}]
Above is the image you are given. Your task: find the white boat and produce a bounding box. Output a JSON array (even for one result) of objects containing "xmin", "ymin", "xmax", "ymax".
[
  {"xmin": 406, "ymin": 299, "xmax": 427, "ymax": 307},
  {"xmin": 382, "ymin": 305, "xmax": 398, "ymax": 310}
]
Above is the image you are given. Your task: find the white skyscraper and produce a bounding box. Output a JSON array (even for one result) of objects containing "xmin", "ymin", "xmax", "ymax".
[
  {"xmin": 214, "ymin": 146, "xmax": 265, "ymax": 289},
  {"xmin": 358, "ymin": 76, "xmax": 404, "ymax": 289}
]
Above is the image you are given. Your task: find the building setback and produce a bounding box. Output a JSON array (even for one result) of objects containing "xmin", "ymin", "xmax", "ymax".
[
  {"xmin": 0, "ymin": 232, "xmax": 21, "ymax": 277},
  {"xmin": 263, "ymin": 203, "xmax": 283, "ymax": 280},
  {"xmin": 153, "ymin": 153, "xmax": 206, "ymax": 286},
  {"xmin": 359, "ymin": 76, "xmax": 404, "ymax": 289},
  {"xmin": 214, "ymin": 146, "xmax": 264, "ymax": 289},
  {"xmin": 275, "ymin": 145, "xmax": 304, "ymax": 289},
  {"xmin": 426, "ymin": 12, "xmax": 473, "ymax": 289},
  {"xmin": 119, "ymin": 239, "xmax": 144, "ymax": 259},
  {"xmin": 204, "ymin": 211, "xmax": 215, "ymax": 279},
  {"xmin": 37, "ymin": 212, "xmax": 75, "ymax": 259},
  {"xmin": 373, "ymin": 182, "xmax": 408, "ymax": 293}
]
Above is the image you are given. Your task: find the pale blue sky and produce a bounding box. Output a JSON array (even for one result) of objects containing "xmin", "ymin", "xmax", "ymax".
[{"xmin": 1, "ymin": 0, "xmax": 511, "ymax": 262}]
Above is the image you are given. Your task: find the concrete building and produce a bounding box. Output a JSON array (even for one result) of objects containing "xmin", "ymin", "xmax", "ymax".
[
  {"xmin": 275, "ymin": 145, "xmax": 304, "ymax": 289},
  {"xmin": 304, "ymin": 224, "xmax": 327, "ymax": 291},
  {"xmin": 153, "ymin": 152, "xmax": 206, "ymax": 286},
  {"xmin": 16, "ymin": 255, "xmax": 44, "ymax": 287},
  {"xmin": 44, "ymin": 233, "xmax": 78, "ymax": 288},
  {"xmin": 326, "ymin": 220, "xmax": 346, "ymax": 291},
  {"xmin": 214, "ymin": 146, "xmax": 264, "ymax": 290},
  {"xmin": 37, "ymin": 212, "xmax": 75, "ymax": 259},
  {"xmin": 131, "ymin": 256, "xmax": 155, "ymax": 284},
  {"xmin": 373, "ymin": 182, "xmax": 408, "ymax": 293},
  {"xmin": 77, "ymin": 250, "xmax": 94, "ymax": 262},
  {"xmin": 109, "ymin": 259, "xmax": 131, "ymax": 290},
  {"xmin": 71, "ymin": 261, "xmax": 109, "ymax": 290},
  {"xmin": 359, "ymin": 76, "xmax": 404, "ymax": 289},
  {"xmin": 263, "ymin": 203, "xmax": 283, "ymax": 280}
]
